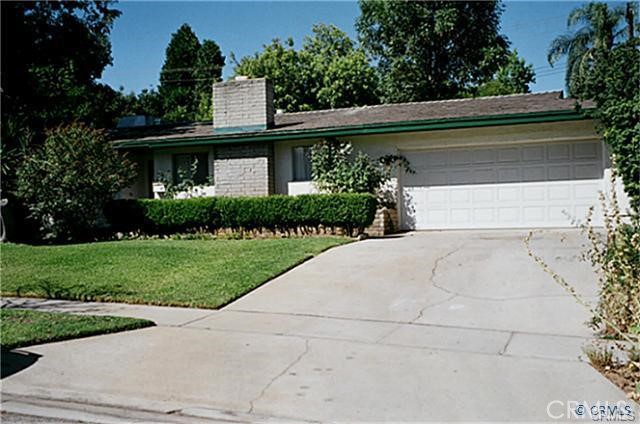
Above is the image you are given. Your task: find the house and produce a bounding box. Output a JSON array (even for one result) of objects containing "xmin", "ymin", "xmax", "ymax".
[{"xmin": 112, "ymin": 77, "xmax": 630, "ymax": 231}]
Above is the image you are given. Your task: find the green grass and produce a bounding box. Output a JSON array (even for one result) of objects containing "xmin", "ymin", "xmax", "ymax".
[
  {"xmin": 0, "ymin": 309, "xmax": 153, "ymax": 350},
  {"xmin": 1, "ymin": 237, "xmax": 349, "ymax": 308}
]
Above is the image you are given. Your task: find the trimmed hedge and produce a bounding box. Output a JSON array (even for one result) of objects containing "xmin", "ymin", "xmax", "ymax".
[{"xmin": 104, "ymin": 194, "xmax": 377, "ymax": 236}]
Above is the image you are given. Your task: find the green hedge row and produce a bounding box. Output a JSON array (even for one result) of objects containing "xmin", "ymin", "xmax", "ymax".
[{"xmin": 104, "ymin": 194, "xmax": 377, "ymax": 236}]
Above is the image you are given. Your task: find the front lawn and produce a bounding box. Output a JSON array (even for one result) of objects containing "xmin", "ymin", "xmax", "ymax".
[
  {"xmin": 0, "ymin": 309, "xmax": 153, "ymax": 350},
  {"xmin": 1, "ymin": 237, "xmax": 349, "ymax": 308}
]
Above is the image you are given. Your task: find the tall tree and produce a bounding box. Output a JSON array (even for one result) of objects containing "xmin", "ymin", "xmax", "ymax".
[
  {"xmin": 159, "ymin": 24, "xmax": 202, "ymax": 122},
  {"xmin": 547, "ymin": 2, "xmax": 636, "ymax": 97},
  {"xmin": 1, "ymin": 0, "xmax": 122, "ymax": 193},
  {"xmin": 356, "ymin": 0, "xmax": 509, "ymax": 102},
  {"xmin": 555, "ymin": 2, "xmax": 639, "ymax": 210},
  {"xmin": 234, "ymin": 24, "xmax": 378, "ymax": 112},
  {"xmin": 194, "ymin": 40, "xmax": 225, "ymax": 121},
  {"xmin": 158, "ymin": 24, "xmax": 225, "ymax": 122},
  {"xmin": 1, "ymin": 1, "xmax": 121, "ymax": 133}
]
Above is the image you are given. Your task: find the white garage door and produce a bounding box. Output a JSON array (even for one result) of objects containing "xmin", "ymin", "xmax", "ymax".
[{"xmin": 400, "ymin": 141, "xmax": 604, "ymax": 230}]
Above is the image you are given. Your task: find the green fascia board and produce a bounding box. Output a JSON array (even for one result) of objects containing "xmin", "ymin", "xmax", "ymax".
[{"xmin": 114, "ymin": 109, "xmax": 592, "ymax": 150}]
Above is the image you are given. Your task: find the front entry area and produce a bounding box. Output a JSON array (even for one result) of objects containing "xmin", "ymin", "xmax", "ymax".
[{"xmin": 400, "ymin": 140, "xmax": 605, "ymax": 230}]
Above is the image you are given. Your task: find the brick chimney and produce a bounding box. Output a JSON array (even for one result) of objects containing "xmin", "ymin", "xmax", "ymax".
[{"xmin": 213, "ymin": 77, "xmax": 274, "ymax": 133}]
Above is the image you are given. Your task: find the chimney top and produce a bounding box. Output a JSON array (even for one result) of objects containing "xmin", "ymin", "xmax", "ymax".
[{"xmin": 213, "ymin": 77, "xmax": 274, "ymax": 133}]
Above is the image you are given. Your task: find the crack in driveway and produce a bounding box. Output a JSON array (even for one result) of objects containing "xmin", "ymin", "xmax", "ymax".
[
  {"xmin": 247, "ymin": 339, "xmax": 311, "ymax": 414},
  {"xmin": 425, "ymin": 244, "xmax": 584, "ymax": 303}
]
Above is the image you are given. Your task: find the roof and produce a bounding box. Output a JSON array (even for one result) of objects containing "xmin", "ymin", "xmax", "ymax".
[{"xmin": 113, "ymin": 91, "xmax": 593, "ymax": 149}]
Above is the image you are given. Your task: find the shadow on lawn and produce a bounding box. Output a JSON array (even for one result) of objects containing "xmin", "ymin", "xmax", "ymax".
[
  {"xmin": 1, "ymin": 349, "xmax": 41, "ymax": 379},
  {"xmin": 14, "ymin": 279, "xmax": 135, "ymax": 303}
]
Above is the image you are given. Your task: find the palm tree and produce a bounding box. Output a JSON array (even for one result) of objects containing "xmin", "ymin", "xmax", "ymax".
[{"xmin": 548, "ymin": 2, "xmax": 636, "ymax": 97}]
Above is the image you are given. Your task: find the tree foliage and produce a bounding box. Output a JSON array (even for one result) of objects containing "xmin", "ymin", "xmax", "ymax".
[
  {"xmin": 1, "ymin": 0, "xmax": 123, "ymax": 191},
  {"xmin": 548, "ymin": 2, "xmax": 637, "ymax": 97},
  {"xmin": 16, "ymin": 124, "xmax": 137, "ymax": 241},
  {"xmin": 159, "ymin": 24, "xmax": 225, "ymax": 122},
  {"xmin": 580, "ymin": 41, "xmax": 640, "ymax": 210},
  {"xmin": 473, "ymin": 50, "xmax": 536, "ymax": 97},
  {"xmin": 356, "ymin": 0, "xmax": 509, "ymax": 102},
  {"xmin": 549, "ymin": 2, "xmax": 639, "ymax": 210},
  {"xmin": 195, "ymin": 40, "xmax": 226, "ymax": 120},
  {"xmin": 234, "ymin": 24, "xmax": 378, "ymax": 112}
]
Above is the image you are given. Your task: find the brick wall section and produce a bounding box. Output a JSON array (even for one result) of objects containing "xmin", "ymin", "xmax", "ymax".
[
  {"xmin": 213, "ymin": 78, "xmax": 274, "ymax": 131},
  {"xmin": 214, "ymin": 143, "xmax": 274, "ymax": 196},
  {"xmin": 365, "ymin": 207, "xmax": 399, "ymax": 237}
]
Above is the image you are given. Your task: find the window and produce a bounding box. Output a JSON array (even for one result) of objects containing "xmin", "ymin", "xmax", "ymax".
[
  {"xmin": 292, "ymin": 146, "xmax": 312, "ymax": 181},
  {"xmin": 173, "ymin": 153, "xmax": 210, "ymax": 185}
]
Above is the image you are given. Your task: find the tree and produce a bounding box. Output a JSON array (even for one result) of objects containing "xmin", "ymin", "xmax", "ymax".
[
  {"xmin": 306, "ymin": 25, "xmax": 379, "ymax": 109},
  {"xmin": 159, "ymin": 24, "xmax": 201, "ymax": 122},
  {"xmin": 234, "ymin": 38, "xmax": 309, "ymax": 111},
  {"xmin": 580, "ymin": 41, "xmax": 640, "ymax": 210},
  {"xmin": 16, "ymin": 124, "xmax": 137, "ymax": 241},
  {"xmin": 356, "ymin": 0, "xmax": 509, "ymax": 102},
  {"xmin": 473, "ymin": 50, "xmax": 536, "ymax": 97},
  {"xmin": 195, "ymin": 40, "xmax": 225, "ymax": 120},
  {"xmin": 159, "ymin": 24, "xmax": 225, "ymax": 122},
  {"xmin": 234, "ymin": 24, "xmax": 378, "ymax": 112},
  {"xmin": 548, "ymin": 2, "xmax": 639, "ymax": 210},
  {"xmin": 547, "ymin": 2, "xmax": 636, "ymax": 97},
  {"xmin": 1, "ymin": 1, "xmax": 122, "ymax": 196}
]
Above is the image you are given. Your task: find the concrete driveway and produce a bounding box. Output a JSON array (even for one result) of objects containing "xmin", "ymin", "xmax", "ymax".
[{"xmin": 1, "ymin": 230, "xmax": 633, "ymax": 422}]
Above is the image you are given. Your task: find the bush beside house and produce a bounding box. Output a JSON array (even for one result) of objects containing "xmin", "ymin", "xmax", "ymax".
[
  {"xmin": 105, "ymin": 193, "xmax": 377, "ymax": 237},
  {"xmin": 15, "ymin": 124, "xmax": 137, "ymax": 242}
]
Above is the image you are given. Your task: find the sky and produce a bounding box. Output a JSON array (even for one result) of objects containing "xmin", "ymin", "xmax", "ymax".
[{"xmin": 99, "ymin": 1, "xmax": 588, "ymax": 96}]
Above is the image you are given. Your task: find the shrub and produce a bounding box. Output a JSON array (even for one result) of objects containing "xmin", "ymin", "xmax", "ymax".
[
  {"xmin": 104, "ymin": 197, "xmax": 219, "ymax": 234},
  {"xmin": 16, "ymin": 124, "xmax": 137, "ymax": 241},
  {"xmin": 105, "ymin": 193, "xmax": 377, "ymax": 237},
  {"xmin": 525, "ymin": 168, "xmax": 639, "ymax": 385},
  {"xmin": 582, "ymin": 197, "xmax": 640, "ymax": 337},
  {"xmin": 310, "ymin": 138, "xmax": 412, "ymax": 207}
]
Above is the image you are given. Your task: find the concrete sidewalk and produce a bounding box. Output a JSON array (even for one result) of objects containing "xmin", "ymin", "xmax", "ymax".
[{"xmin": 1, "ymin": 230, "xmax": 636, "ymax": 422}]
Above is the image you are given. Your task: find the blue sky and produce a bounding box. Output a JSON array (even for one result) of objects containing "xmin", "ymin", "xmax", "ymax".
[{"xmin": 100, "ymin": 1, "xmax": 587, "ymax": 95}]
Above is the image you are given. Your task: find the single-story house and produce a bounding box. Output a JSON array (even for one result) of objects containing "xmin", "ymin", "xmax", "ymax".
[{"xmin": 112, "ymin": 77, "xmax": 630, "ymax": 231}]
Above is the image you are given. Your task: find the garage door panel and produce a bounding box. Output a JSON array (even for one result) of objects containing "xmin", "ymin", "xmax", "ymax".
[
  {"xmin": 401, "ymin": 141, "xmax": 604, "ymax": 229},
  {"xmin": 523, "ymin": 186, "xmax": 545, "ymax": 201},
  {"xmin": 474, "ymin": 208, "xmax": 495, "ymax": 223},
  {"xmin": 498, "ymin": 187, "xmax": 519, "ymax": 201},
  {"xmin": 574, "ymin": 163, "xmax": 600, "ymax": 179},
  {"xmin": 498, "ymin": 168, "xmax": 520, "ymax": 183},
  {"xmin": 548, "ymin": 185, "xmax": 571, "ymax": 200},
  {"xmin": 574, "ymin": 142, "xmax": 599, "ymax": 159},
  {"xmin": 522, "ymin": 146, "xmax": 544, "ymax": 161},
  {"xmin": 522, "ymin": 166, "xmax": 545, "ymax": 181},
  {"xmin": 472, "ymin": 188, "xmax": 494, "ymax": 202},
  {"xmin": 548, "ymin": 144, "xmax": 570, "ymax": 160},
  {"xmin": 548, "ymin": 165, "xmax": 571, "ymax": 180},
  {"xmin": 498, "ymin": 147, "xmax": 521, "ymax": 162},
  {"xmin": 498, "ymin": 207, "xmax": 520, "ymax": 222},
  {"xmin": 450, "ymin": 188, "xmax": 470, "ymax": 203}
]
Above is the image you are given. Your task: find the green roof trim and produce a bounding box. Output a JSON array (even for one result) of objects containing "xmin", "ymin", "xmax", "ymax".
[{"xmin": 114, "ymin": 109, "xmax": 592, "ymax": 150}]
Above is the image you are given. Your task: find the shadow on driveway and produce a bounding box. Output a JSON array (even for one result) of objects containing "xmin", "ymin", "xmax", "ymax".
[{"xmin": 1, "ymin": 349, "xmax": 41, "ymax": 379}]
